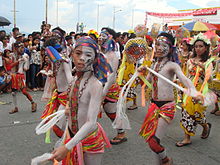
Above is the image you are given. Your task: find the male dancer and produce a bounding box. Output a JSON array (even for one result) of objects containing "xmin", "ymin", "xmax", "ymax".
[
  {"xmin": 139, "ymin": 33, "xmax": 202, "ymax": 165},
  {"xmin": 41, "ymin": 37, "xmax": 73, "ymax": 137},
  {"xmin": 9, "ymin": 41, "xmax": 37, "ymax": 114},
  {"xmin": 98, "ymin": 27, "xmax": 127, "ymax": 144},
  {"xmin": 50, "ymin": 37, "xmax": 111, "ymax": 164}
]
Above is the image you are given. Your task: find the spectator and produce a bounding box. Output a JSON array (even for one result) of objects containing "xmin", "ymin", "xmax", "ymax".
[
  {"xmin": 1, "ymin": 36, "xmax": 12, "ymax": 51},
  {"xmin": 9, "ymin": 27, "xmax": 19, "ymax": 46},
  {"xmin": 29, "ymin": 38, "xmax": 42, "ymax": 91},
  {"xmin": 2, "ymin": 49, "xmax": 14, "ymax": 72},
  {"xmin": 0, "ymin": 66, "xmax": 11, "ymax": 93}
]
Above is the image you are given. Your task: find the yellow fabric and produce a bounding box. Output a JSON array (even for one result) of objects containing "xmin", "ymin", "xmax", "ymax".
[{"xmin": 183, "ymin": 84, "xmax": 205, "ymax": 115}]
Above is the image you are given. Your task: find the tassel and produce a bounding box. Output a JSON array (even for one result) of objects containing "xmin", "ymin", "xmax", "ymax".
[
  {"xmin": 141, "ymin": 84, "xmax": 146, "ymax": 107},
  {"xmin": 45, "ymin": 130, "xmax": 51, "ymax": 144}
]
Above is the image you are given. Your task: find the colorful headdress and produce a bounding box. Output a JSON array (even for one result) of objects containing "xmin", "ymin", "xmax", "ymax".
[
  {"xmin": 75, "ymin": 37, "xmax": 113, "ymax": 83},
  {"xmin": 157, "ymin": 32, "xmax": 175, "ymax": 46},
  {"xmin": 75, "ymin": 36, "xmax": 99, "ymax": 54},
  {"xmin": 88, "ymin": 29, "xmax": 99, "ymax": 39},
  {"xmin": 134, "ymin": 24, "xmax": 148, "ymax": 38},
  {"xmin": 182, "ymin": 38, "xmax": 192, "ymax": 45},
  {"xmin": 190, "ymin": 33, "xmax": 211, "ymax": 45},
  {"xmin": 128, "ymin": 29, "xmax": 135, "ymax": 34},
  {"xmin": 100, "ymin": 30, "xmax": 116, "ymax": 52},
  {"xmin": 124, "ymin": 37, "xmax": 148, "ymax": 63},
  {"xmin": 52, "ymin": 27, "xmax": 66, "ymax": 50}
]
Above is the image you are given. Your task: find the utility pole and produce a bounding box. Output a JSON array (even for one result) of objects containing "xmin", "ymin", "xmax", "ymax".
[
  {"xmin": 45, "ymin": 0, "xmax": 48, "ymax": 24},
  {"xmin": 97, "ymin": 4, "xmax": 100, "ymax": 32},
  {"xmin": 56, "ymin": 0, "xmax": 59, "ymax": 26},
  {"xmin": 78, "ymin": 2, "xmax": 80, "ymax": 24},
  {"xmin": 11, "ymin": 0, "xmax": 18, "ymax": 27},
  {"xmin": 113, "ymin": 6, "xmax": 122, "ymax": 29},
  {"xmin": 131, "ymin": 9, "xmax": 134, "ymax": 29}
]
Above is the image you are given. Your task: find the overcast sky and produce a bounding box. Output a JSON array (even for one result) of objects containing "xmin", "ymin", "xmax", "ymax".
[{"xmin": 0, "ymin": 0, "xmax": 220, "ymax": 34}]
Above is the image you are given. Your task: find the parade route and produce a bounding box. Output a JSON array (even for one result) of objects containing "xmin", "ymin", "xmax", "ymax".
[{"xmin": 0, "ymin": 91, "xmax": 219, "ymax": 165}]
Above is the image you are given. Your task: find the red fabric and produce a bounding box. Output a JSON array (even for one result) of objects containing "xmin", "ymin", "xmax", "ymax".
[
  {"xmin": 139, "ymin": 102, "xmax": 176, "ymax": 142},
  {"xmin": 11, "ymin": 73, "xmax": 26, "ymax": 90},
  {"xmin": 105, "ymin": 112, "xmax": 116, "ymax": 121}
]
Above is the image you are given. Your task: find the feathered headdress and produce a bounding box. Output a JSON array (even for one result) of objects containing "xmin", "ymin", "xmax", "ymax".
[{"xmin": 190, "ymin": 33, "xmax": 211, "ymax": 45}]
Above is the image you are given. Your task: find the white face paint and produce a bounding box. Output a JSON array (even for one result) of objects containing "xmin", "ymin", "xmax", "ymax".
[
  {"xmin": 98, "ymin": 32, "xmax": 108, "ymax": 45},
  {"xmin": 73, "ymin": 46, "xmax": 96, "ymax": 72},
  {"xmin": 155, "ymin": 40, "xmax": 170, "ymax": 58}
]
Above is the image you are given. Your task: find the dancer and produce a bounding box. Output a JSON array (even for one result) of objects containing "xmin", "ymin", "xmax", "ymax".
[
  {"xmin": 138, "ymin": 33, "xmax": 202, "ymax": 165},
  {"xmin": 98, "ymin": 27, "xmax": 128, "ymax": 144},
  {"xmin": 176, "ymin": 33, "xmax": 214, "ymax": 147},
  {"xmin": 178, "ymin": 38, "xmax": 192, "ymax": 75},
  {"xmin": 50, "ymin": 37, "xmax": 111, "ymax": 164},
  {"xmin": 9, "ymin": 41, "xmax": 37, "ymax": 114},
  {"xmin": 41, "ymin": 37, "xmax": 73, "ymax": 138}
]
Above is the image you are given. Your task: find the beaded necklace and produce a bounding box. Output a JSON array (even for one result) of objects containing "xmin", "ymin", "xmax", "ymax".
[
  {"xmin": 151, "ymin": 59, "xmax": 169, "ymax": 74},
  {"xmin": 151, "ymin": 58, "xmax": 169, "ymax": 100},
  {"xmin": 78, "ymin": 72, "xmax": 92, "ymax": 99}
]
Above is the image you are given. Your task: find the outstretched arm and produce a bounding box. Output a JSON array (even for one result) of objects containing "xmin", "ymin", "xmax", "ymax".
[{"xmin": 172, "ymin": 63, "xmax": 197, "ymax": 95}]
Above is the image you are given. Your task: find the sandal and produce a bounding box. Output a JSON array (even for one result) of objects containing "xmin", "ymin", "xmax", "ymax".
[
  {"xmin": 215, "ymin": 111, "xmax": 220, "ymax": 116},
  {"xmin": 9, "ymin": 107, "xmax": 18, "ymax": 114},
  {"xmin": 201, "ymin": 123, "xmax": 212, "ymax": 139},
  {"xmin": 128, "ymin": 105, "xmax": 138, "ymax": 110},
  {"xmin": 110, "ymin": 137, "xmax": 127, "ymax": 145},
  {"xmin": 210, "ymin": 108, "xmax": 218, "ymax": 114}
]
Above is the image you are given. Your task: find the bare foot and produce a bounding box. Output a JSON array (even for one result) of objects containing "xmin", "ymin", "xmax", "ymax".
[{"xmin": 176, "ymin": 139, "xmax": 192, "ymax": 147}]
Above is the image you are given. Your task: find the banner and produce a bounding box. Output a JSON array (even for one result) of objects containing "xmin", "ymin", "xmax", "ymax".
[{"xmin": 146, "ymin": 7, "xmax": 219, "ymax": 18}]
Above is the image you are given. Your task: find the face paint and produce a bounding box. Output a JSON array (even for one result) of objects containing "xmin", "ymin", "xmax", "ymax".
[
  {"xmin": 73, "ymin": 46, "xmax": 95, "ymax": 72},
  {"xmin": 155, "ymin": 37, "xmax": 170, "ymax": 57}
]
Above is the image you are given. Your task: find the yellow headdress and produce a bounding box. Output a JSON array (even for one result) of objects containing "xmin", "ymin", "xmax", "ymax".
[{"xmin": 88, "ymin": 29, "xmax": 99, "ymax": 39}]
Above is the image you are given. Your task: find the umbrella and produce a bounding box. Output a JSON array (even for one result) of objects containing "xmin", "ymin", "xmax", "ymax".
[
  {"xmin": 204, "ymin": 30, "xmax": 219, "ymax": 46},
  {"xmin": 204, "ymin": 30, "xmax": 218, "ymax": 39},
  {"xmin": 0, "ymin": 16, "xmax": 11, "ymax": 26},
  {"xmin": 183, "ymin": 21, "xmax": 217, "ymax": 31}
]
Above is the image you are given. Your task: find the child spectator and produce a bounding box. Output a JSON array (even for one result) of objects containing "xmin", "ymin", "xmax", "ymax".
[
  {"xmin": 0, "ymin": 66, "xmax": 11, "ymax": 93},
  {"xmin": 2, "ymin": 49, "xmax": 14, "ymax": 72}
]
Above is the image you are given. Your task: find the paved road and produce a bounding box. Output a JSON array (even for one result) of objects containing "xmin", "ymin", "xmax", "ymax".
[{"xmin": 0, "ymin": 91, "xmax": 219, "ymax": 165}]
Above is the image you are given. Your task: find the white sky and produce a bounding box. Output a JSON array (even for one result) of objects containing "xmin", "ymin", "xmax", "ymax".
[{"xmin": 0, "ymin": 0, "xmax": 219, "ymax": 34}]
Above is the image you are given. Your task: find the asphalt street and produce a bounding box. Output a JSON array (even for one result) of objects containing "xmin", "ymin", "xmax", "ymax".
[{"xmin": 0, "ymin": 90, "xmax": 219, "ymax": 165}]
